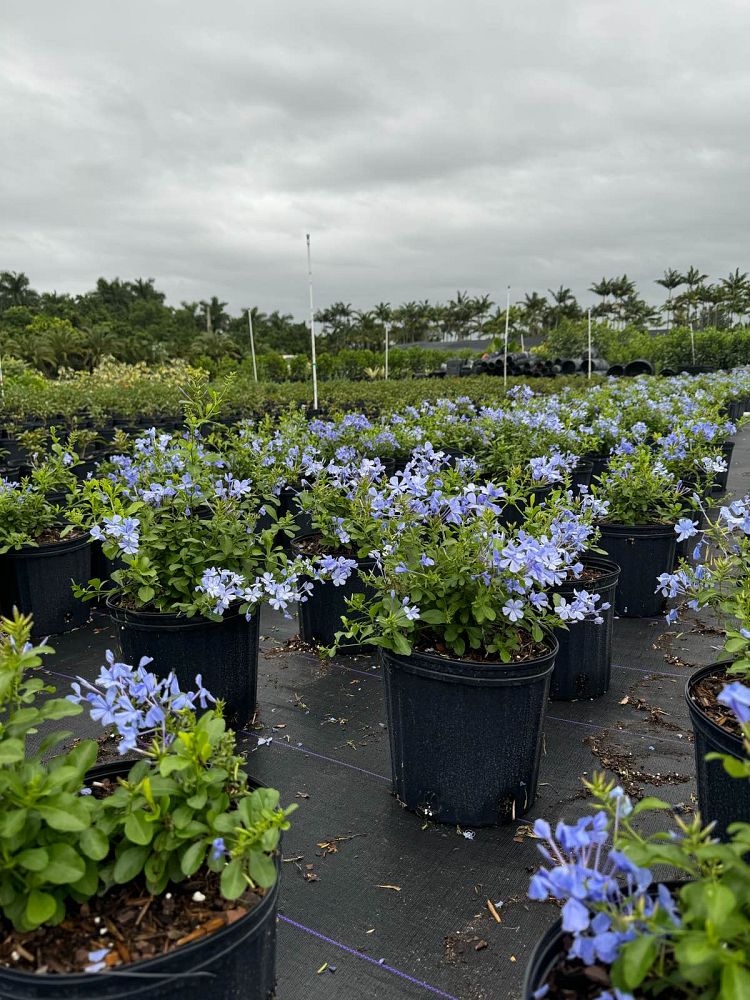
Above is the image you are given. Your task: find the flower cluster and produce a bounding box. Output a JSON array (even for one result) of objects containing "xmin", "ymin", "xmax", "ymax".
[{"xmin": 68, "ymin": 650, "xmax": 215, "ymax": 753}]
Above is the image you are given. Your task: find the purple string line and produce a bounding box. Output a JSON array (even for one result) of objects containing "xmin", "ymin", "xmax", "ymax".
[{"xmin": 278, "ymin": 914, "xmax": 460, "ymax": 1000}]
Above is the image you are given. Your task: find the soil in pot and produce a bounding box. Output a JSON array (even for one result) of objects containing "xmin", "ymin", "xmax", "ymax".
[
  {"xmin": 0, "ymin": 760, "xmax": 280, "ymax": 998},
  {"xmin": 291, "ymin": 532, "xmax": 377, "ymax": 653},
  {"xmin": 107, "ymin": 599, "xmax": 260, "ymax": 729},
  {"xmin": 686, "ymin": 661, "xmax": 750, "ymax": 839},
  {"xmin": 598, "ymin": 523, "xmax": 675, "ymax": 618},
  {"xmin": 0, "ymin": 531, "xmax": 91, "ymax": 636},
  {"xmin": 549, "ymin": 557, "xmax": 620, "ymax": 701},
  {"xmin": 382, "ymin": 633, "xmax": 557, "ymax": 826}
]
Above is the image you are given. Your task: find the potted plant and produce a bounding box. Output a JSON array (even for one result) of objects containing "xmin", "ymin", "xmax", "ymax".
[
  {"xmin": 71, "ymin": 390, "xmax": 307, "ymax": 726},
  {"xmin": 524, "ymin": 770, "xmax": 750, "ymax": 999},
  {"xmin": 293, "ymin": 447, "xmax": 459, "ymax": 650},
  {"xmin": 0, "ymin": 610, "xmax": 293, "ymax": 998},
  {"xmin": 658, "ymin": 494, "xmax": 750, "ymax": 836},
  {"xmin": 331, "ymin": 494, "xmax": 605, "ymax": 826},
  {"xmin": 592, "ymin": 443, "xmax": 689, "ymax": 617},
  {"xmin": 524, "ymin": 492, "xmax": 619, "ymax": 701},
  {"xmin": 0, "ymin": 477, "xmax": 90, "ymax": 636}
]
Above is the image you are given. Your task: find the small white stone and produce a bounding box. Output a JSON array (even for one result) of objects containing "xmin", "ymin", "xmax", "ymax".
[
  {"xmin": 192, "ymin": 891, "xmax": 206, "ymax": 902},
  {"xmin": 93, "ymin": 916, "xmax": 101, "ymax": 925},
  {"xmin": 99, "ymin": 927, "xmax": 108, "ymax": 936},
  {"xmin": 11, "ymin": 951, "xmax": 19, "ymax": 962},
  {"xmin": 165, "ymin": 893, "xmax": 172, "ymax": 899}
]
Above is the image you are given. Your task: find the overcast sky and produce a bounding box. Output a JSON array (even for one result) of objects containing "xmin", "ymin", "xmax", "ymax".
[{"xmin": 1, "ymin": 1, "xmax": 748, "ymax": 317}]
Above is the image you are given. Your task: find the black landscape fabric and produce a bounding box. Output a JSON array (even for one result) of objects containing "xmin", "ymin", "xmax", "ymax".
[{"xmin": 41, "ymin": 424, "xmax": 750, "ymax": 1000}]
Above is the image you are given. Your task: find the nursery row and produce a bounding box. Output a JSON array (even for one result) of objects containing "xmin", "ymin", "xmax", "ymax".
[{"xmin": 1, "ymin": 368, "xmax": 750, "ymax": 997}]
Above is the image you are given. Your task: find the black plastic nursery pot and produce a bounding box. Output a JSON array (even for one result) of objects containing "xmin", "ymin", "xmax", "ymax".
[
  {"xmin": 0, "ymin": 760, "xmax": 280, "ymax": 1000},
  {"xmin": 381, "ymin": 635, "xmax": 558, "ymax": 826},
  {"xmin": 587, "ymin": 453, "xmax": 610, "ymax": 482},
  {"xmin": 291, "ymin": 534, "xmax": 377, "ymax": 653},
  {"xmin": 0, "ymin": 533, "xmax": 91, "ymax": 636},
  {"xmin": 107, "ymin": 600, "xmax": 260, "ymax": 728},
  {"xmin": 549, "ymin": 557, "xmax": 620, "ymax": 701},
  {"xmin": 571, "ymin": 460, "xmax": 593, "ymax": 493},
  {"xmin": 712, "ymin": 440, "xmax": 735, "ymax": 493},
  {"xmin": 686, "ymin": 661, "xmax": 750, "ymax": 840},
  {"xmin": 598, "ymin": 523, "xmax": 675, "ymax": 618}
]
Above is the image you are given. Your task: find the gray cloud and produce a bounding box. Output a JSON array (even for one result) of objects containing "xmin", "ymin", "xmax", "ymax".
[{"xmin": 1, "ymin": 0, "xmax": 749, "ymax": 316}]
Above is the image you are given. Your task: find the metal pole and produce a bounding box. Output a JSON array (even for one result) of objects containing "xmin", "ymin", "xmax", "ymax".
[
  {"xmin": 587, "ymin": 308, "xmax": 592, "ymax": 379},
  {"xmin": 503, "ymin": 285, "xmax": 510, "ymax": 387},
  {"xmin": 306, "ymin": 234, "xmax": 319, "ymax": 411},
  {"xmin": 690, "ymin": 320, "xmax": 696, "ymax": 365},
  {"xmin": 384, "ymin": 321, "xmax": 390, "ymax": 380},
  {"xmin": 247, "ymin": 309, "xmax": 258, "ymax": 382}
]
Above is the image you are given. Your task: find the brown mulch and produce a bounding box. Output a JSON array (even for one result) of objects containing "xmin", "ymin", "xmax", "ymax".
[
  {"xmin": 0, "ymin": 870, "xmax": 266, "ymax": 975},
  {"xmin": 691, "ymin": 667, "xmax": 743, "ymax": 739},
  {"xmin": 35, "ymin": 528, "xmax": 86, "ymax": 545}
]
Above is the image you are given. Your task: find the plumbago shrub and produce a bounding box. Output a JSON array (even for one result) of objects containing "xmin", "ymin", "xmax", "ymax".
[
  {"xmin": 295, "ymin": 445, "xmax": 468, "ymax": 555},
  {"xmin": 0, "ymin": 611, "xmax": 293, "ymax": 939},
  {"xmin": 592, "ymin": 443, "xmax": 691, "ymax": 526},
  {"xmin": 331, "ymin": 477, "xmax": 607, "ymax": 659},
  {"xmin": 657, "ymin": 494, "xmax": 750, "ymax": 658},
  {"xmin": 69, "ymin": 401, "xmax": 308, "ymax": 618},
  {"xmin": 528, "ymin": 767, "xmax": 750, "ymax": 999},
  {"xmin": 0, "ymin": 479, "xmax": 76, "ymax": 553}
]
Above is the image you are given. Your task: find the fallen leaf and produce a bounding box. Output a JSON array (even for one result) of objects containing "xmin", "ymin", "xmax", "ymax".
[{"xmin": 376, "ymin": 884, "xmax": 401, "ymax": 892}]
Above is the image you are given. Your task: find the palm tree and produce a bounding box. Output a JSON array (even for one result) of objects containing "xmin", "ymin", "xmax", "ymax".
[
  {"xmin": 720, "ymin": 269, "xmax": 750, "ymax": 326},
  {"xmin": 655, "ymin": 269, "xmax": 684, "ymax": 331},
  {"xmin": 520, "ymin": 292, "xmax": 548, "ymax": 338},
  {"xmin": 0, "ymin": 271, "xmax": 38, "ymax": 309},
  {"xmin": 546, "ymin": 286, "xmax": 580, "ymax": 328},
  {"xmin": 128, "ymin": 278, "xmax": 165, "ymax": 304}
]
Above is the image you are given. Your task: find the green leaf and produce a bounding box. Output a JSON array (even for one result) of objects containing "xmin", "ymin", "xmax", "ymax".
[
  {"xmin": 220, "ymin": 858, "xmax": 247, "ymax": 900},
  {"xmin": 180, "ymin": 841, "xmax": 206, "ymax": 877},
  {"xmin": 619, "ymin": 934, "xmax": 658, "ymax": 990},
  {"xmin": 45, "ymin": 843, "xmax": 86, "ymax": 884},
  {"xmin": 36, "ymin": 804, "xmax": 89, "ymax": 832},
  {"xmin": 247, "ymin": 852, "xmax": 277, "ymax": 889},
  {"xmin": 138, "ymin": 585, "xmax": 155, "ymax": 604},
  {"xmin": 17, "ymin": 848, "xmax": 49, "ymax": 871},
  {"xmin": 80, "ymin": 827, "xmax": 109, "ymax": 861},
  {"xmin": 125, "ymin": 811, "xmax": 154, "ymax": 846},
  {"xmin": 41, "ymin": 698, "xmax": 82, "ymax": 720},
  {"xmin": 113, "ymin": 845, "xmax": 149, "ymax": 883},
  {"xmin": 632, "ymin": 796, "xmax": 671, "ymax": 815},
  {"xmin": 721, "ymin": 963, "xmax": 750, "ymax": 1000},
  {"xmin": 0, "ymin": 738, "xmax": 24, "ymax": 764},
  {"xmin": 420, "ymin": 610, "xmax": 446, "ymax": 624},
  {"xmin": 26, "ymin": 890, "xmax": 57, "ymax": 926}
]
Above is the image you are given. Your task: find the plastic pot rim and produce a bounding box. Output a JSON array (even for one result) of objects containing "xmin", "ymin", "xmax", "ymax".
[
  {"xmin": 106, "ymin": 596, "xmax": 256, "ymax": 631},
  {"xmin": 685, "ymin": 659, "xmax": 744, "ymax": 758},
  {"xmin": 380, "ymin": 631, "xmax": 559, "ymax": 688}
]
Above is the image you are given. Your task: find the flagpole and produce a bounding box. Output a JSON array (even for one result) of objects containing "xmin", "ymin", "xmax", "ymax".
[
  {"xmin": 503, "ymin": 285, "xmax": 510, "ymax": 387},
  {"xmin": 247, "ymin": 309, "xmax": 258, "ymax": 383},
  {"xmin": 306, "ymin": 234, "xmax": 319, "ymax": 411},
  {"xmin": 587, "ymin": 308, "xmax": 592, "ymax": 379},
  {"xmin": 384, "ymin": 321, "xmax": 390, "ymax": 380}
]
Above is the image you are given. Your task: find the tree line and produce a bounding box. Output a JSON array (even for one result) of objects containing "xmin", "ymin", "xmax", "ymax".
[{"xmin": 0, "ymin": 268, "xmax": 749, "ymax": 376}]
